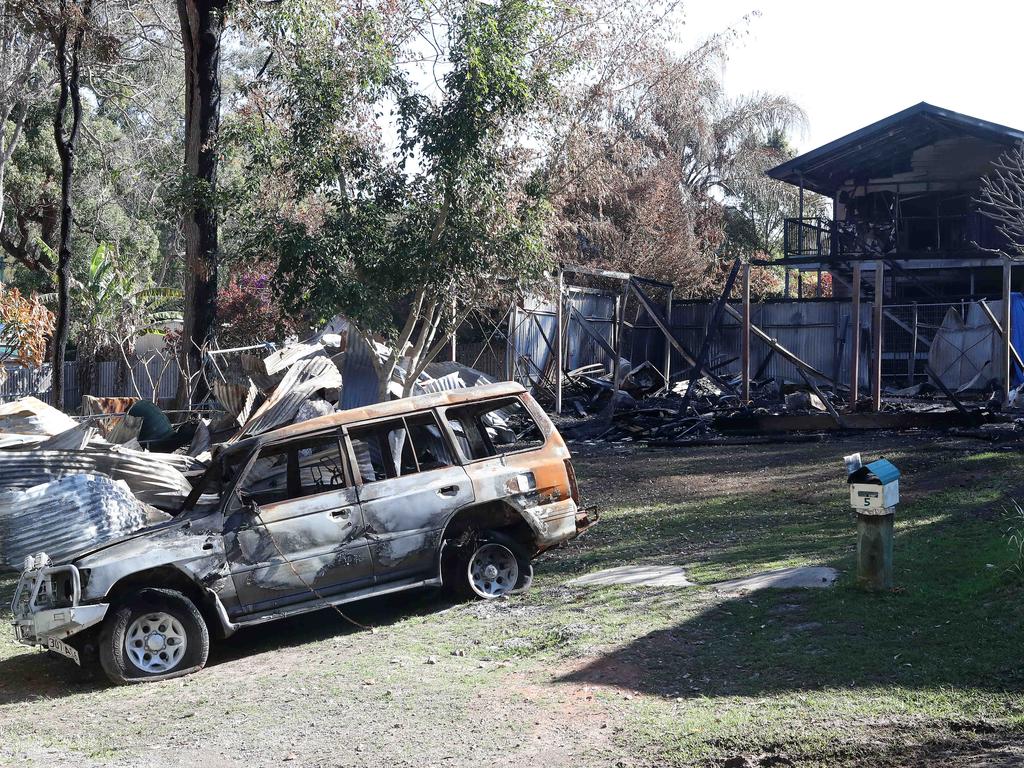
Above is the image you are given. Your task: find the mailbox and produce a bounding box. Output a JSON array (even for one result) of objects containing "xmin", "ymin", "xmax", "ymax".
[{"xmin": 847, "ymin": 457, "xmax": 899, "ymax": 512}]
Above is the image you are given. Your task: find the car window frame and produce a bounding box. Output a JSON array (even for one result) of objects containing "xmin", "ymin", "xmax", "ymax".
[
  {"xmin": 342, "ymin": 409, "xmax": 460, "ymax": 486},
  {"xmin": 229, "ymin": 427, "xmax": 355, "ymax": 509},
  {"xmin": 439, "ymin": 395, "xmax": 547, "ymax": 465}
]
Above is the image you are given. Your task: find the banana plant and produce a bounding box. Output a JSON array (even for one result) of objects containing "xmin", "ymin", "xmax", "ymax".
[{"xmin": 39, "ymin": 240, "xmax": 183, "ymax": 399}]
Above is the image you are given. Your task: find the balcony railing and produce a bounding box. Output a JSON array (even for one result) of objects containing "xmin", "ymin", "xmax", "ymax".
[
  {"xmin": 783, "ymin": 217, "xmax": 833, "ymax": 260},
  {"xmin": 782, "ymin": 214, "xmax": 997, "ymax": 261}
]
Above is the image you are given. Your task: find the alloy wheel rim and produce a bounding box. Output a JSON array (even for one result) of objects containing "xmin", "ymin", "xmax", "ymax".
[
  {"xmin": 468, "ymin": 543, "xmax": 519, "ymax": 599},
  {"xmin": 125, "ymin": 611, "xmax": 187, "ymax": 674}
]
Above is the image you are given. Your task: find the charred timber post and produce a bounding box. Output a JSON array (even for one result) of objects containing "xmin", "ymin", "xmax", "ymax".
[
  {"xmin": 663, "ymin": 287, "xmax": 673, "ymax": 390},
  {"xmin": 554, "ymin": 268, "xmax": 564, "ymax": 415},
  {"xmin": 741, "ymin": 262, "xmax": 751, "ymax": 403},
  {"xmin": 1002, "ymin": 257, "xmax": 1012, "ymax": 404},
  {"xmin": 907, "ymin": 302, "xmax": 918, "ymax": 387},
  {"xmin": 449, "ymin": 297, "xmax": 457, "ymax": 363},
  {"xmin": 850, "ymin": 263, "xmax": 862, "ymax": 407},
  {"xmin": 871, "ymin": 261, "xmax": 884, "ymax": 412},
  {"xmin": 612, "ymin": 291, "xmax": 625, "ymax": 395}
]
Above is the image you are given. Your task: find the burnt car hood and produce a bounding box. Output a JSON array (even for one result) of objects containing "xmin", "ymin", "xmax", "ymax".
[{"xmin": 66, "ymin": 510, "xmax": 220, "ymax": 566}]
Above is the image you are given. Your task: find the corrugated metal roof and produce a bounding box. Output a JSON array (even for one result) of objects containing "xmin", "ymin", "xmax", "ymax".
[
  {"xmin": 766, "ymin": 102, "xmax": 1024, "ymax": 194},
  {"xmin": 0, "ymin": 444, "xmax": 197, "ymax": 509}
]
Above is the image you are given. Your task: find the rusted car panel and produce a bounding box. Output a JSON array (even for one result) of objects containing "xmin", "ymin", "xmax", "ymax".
[{"xmin": 10, "ymin": 382, "xmax": 593, "ymax": 678}]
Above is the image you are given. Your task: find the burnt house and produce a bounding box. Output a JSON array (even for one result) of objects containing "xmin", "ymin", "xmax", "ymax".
[{"xmin": 766, "ymin": 102, "xmax": 1024, "ymax": 302}]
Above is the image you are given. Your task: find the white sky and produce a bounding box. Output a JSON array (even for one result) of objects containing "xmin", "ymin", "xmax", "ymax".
[{"xmin": 680, "ymin": 0, "xmax": 1024, "ymax": 154}]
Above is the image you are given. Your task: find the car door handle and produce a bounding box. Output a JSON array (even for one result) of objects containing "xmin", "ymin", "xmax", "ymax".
[
  {"xmin": 438, "ymin": 485, "xmax": 459, "ymax": 497},
  {"xmin": 331, "ymin": 508, "xmax": 351, "ymax": 519}
]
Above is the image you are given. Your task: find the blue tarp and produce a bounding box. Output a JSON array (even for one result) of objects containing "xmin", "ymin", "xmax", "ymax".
[{"xmin": 1012, "ymin": 293, "xmax": 1024, "ymax": 386}]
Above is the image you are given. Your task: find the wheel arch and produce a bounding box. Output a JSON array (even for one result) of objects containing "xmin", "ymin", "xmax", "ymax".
[
  {"xmin": 104, "ymin": 566, "xmax": 227, "ymax": 640},
  {"xmin": 435, "ymin": 501, "xmax": 537, "ymax": 581}
]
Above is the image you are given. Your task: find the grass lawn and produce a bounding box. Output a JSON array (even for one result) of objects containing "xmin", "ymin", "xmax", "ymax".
[{"xmin": 0, "ymin": 433, "xmax": 1022, "ymax": 767}]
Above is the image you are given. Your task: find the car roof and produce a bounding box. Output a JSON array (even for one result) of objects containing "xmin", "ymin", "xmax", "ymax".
[{"xmin": 232, "ymin": 380, "xmax": 528, "ymax": 452}]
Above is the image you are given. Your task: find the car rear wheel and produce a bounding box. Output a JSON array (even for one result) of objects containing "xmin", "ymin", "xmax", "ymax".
[
  {"xmin": 99, "ymin": 588, "xmax": 209, "ymax": 685},
  {"xmin": 455, "ymin": 532, "xmax": 533, "ymax": 600}
]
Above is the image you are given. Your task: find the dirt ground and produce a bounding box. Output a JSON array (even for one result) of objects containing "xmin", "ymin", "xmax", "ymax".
[{"xmin": 1, "ymin": 433, "xmax": 1022, "ymax": 767}]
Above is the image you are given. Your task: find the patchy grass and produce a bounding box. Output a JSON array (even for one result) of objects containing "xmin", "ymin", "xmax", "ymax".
[{"xmin": 0, "ymin": 434, "xmax": 1022, "ymax": 767}]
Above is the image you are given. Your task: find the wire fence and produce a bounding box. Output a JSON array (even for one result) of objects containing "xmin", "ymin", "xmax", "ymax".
[{"xmin": 881, "ymin": 301, "xmax": 983, "ymax": 387}]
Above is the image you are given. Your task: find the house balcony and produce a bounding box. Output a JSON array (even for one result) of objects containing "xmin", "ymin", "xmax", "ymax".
[{"xmin": 781, "ymin": 215, "xmax": 1002, "ymax": 269}]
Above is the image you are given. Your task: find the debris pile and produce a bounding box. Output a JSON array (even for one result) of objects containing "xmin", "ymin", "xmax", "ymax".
[
  {"xmin": 556, "ymin": 359, "xmax": 1004, "ymax": 446},
  {"xmin": 0, "ymin": 330, "xmax": 498, "ymax": 569}
]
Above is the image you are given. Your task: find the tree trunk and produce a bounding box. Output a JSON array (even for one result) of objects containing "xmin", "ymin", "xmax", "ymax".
[
  {"xmin": 176, "ymin": 0, "xmax": 226, "ymax": 407},
  {"xmin": 50, "ymin": 2, "xmax": 90, "ymax": 411}
]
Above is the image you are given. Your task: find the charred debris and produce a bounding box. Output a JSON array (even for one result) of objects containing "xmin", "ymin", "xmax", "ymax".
[
  {"xmin": 0, "ymin": 332, "xmax": 495, "ymax": 569},
  {"xmin": 516, "ymin": 263, "xmax": 1024, "ymax": 448}
]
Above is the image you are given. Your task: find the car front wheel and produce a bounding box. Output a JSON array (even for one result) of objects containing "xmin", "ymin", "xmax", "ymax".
[{"xmin": 99, "ymin": 588, "xmax": 209, "ymax": 685}]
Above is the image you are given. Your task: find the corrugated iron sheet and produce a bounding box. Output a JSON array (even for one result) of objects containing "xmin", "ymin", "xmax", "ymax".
[
  {"xmin": 669, "ymin": 300, "xmax": 867, "ymax": 386},
  {"xmin": 236, "ymin": 355, "xmax": 343, "ymax": 439},
  {"xmin": 0, "ymin": 474, "xmax": 150, "ymax": 567},
  {"xmin": 0, "ymin": 444, "xmax": 197, "ymax": 509}
]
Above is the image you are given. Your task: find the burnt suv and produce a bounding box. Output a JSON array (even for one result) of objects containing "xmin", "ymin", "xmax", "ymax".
[{"xmin": 11, "ymin": 383, "xmax": 593, "ymax": 684}]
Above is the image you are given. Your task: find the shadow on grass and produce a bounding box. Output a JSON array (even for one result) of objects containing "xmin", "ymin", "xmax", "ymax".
[
  {"xmin": 556, "ymin": 484, "xmax": 1024, "ymax": 699},
  {"xmin": 0, "ymin": 586, "xmax": 456, "ymax": 703}
]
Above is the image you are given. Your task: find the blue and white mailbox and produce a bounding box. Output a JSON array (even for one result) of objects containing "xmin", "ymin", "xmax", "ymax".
[
  {"xmin": 844, "ymin": 454, "xmax": 899, "ymax": 590},
  {"xmin": 847, "ymin": 458, "xmax": 900, "ymax": 512}
]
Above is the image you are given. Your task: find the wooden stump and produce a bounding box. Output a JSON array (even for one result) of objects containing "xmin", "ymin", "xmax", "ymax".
[{"xmin": 856, "ymin": 510, "xmax": 894, "ymax": 591}]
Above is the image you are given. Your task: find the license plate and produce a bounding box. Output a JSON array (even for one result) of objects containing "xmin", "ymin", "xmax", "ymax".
[{"xmin": 46, "ymin": 636, "xmax": 80, "ymax": 665}]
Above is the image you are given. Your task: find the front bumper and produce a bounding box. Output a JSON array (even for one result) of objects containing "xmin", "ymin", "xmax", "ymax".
[
  {"xmin": 10, "ymin": 559, "xmax": 109, "ymax": 649},
  {"xmin": 12, "ymin": 604, "xmax": 110, "ymax": 646}
]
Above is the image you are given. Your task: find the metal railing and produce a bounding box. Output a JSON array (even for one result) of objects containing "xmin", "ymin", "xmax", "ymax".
[{"xmin": 783, "ymin": 217, "xmax": 833, "ymax": 259}]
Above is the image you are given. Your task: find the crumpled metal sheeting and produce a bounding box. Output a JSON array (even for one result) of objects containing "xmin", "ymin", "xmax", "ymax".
[
  {"xmin": 213, "ymin": 378, "xmax": 261, "ymax": 425},
  {"xmin": 0, "ymin": 396, "xmax": 78, "ymax": 436},
  {"xmin": 0, "ymin": 445, "xmax": 197, "ymax": 509},
  {"xmin": 0, "ymin": 423, "xmax": 98, "ymax": 452},
  {"xmin": 37, "ymin": 423, "xmax": 97, "ymax": 451},
  {"xmin": 0, "ymin": 474, "xmax": 149, "ymax": 568},
  {"xmin": 236, "ymin": 356, "xmax": 342, "ymax": 439},
  {"xmin": 263, "ymin": 342, "xmax": 324, "ymax": 376}
]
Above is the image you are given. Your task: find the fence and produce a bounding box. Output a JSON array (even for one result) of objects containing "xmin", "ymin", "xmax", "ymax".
[
  {"xmin": 1, "ymin": 358, "xmax": 181, "ymax": 410},
  {"xmin": 1, "ymin": 297, "xmax": 1000, "ymax": 413}
]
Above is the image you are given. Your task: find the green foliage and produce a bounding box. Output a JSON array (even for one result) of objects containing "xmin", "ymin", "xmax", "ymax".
[
  {"xmin": 69, "ymin": 241, "xmax": 182, "ymax": 363},
  {"xmin": 1003, "ymin": 499, "xmax": 1024, "ymax": 576},
  {"xmin": 2, "ymin": 94, "xmax": 165, "ymax": 291},
  {"xmin": 225, "ymin": 0, "xmax": 556, "ymax": 345}
]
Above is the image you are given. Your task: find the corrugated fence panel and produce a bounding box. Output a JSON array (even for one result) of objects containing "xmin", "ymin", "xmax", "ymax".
[
  {"xmin": 2, "ymin": 358, "xmax": 181, "ymax": 410},
  {"xmin": 507, "ymin": 292, "xmax": 616, "ymax": 391},
  {"xmin": 668, "ymin": 300, "xmax": 870, "ymax": 387}
]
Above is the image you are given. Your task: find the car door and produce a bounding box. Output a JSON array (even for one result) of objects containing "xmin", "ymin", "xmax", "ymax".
[
  {"xmin": 223, "ymin": 431, "xmax": 373, "ymax": 615},
  {"xmin": 346, "ymin": 411, "xmax": 474, "ymax": 582}
]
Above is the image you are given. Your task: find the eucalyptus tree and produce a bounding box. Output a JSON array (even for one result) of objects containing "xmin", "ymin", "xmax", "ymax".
[
  {"xmin": 27, "ymin": 0, "xmax": 97, "ymax": 407},
  {"xmin": 0, "ymin": 2, "xmax": 47, "ymax": 237},
  {"xmin": 226, "ymin": 0, "xmax": 561, "ymax": 399},
  {"xmin": 175, "ymin": 0, "xmax": 227, "ymax": 403}
]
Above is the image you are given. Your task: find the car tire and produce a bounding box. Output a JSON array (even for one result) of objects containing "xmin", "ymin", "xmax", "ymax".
[
  {"xmin": 454, "ymin": 531, "xmax": 533, "ymax": 600},
  {"xmin": 99, "ymin": 588, "xmax": 209, "ymax": 685}
]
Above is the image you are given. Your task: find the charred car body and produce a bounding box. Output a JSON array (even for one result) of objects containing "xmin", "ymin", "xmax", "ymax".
[{"xmin": 11, "ymin": 383, "xmax": 593, "ymax": 683}]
